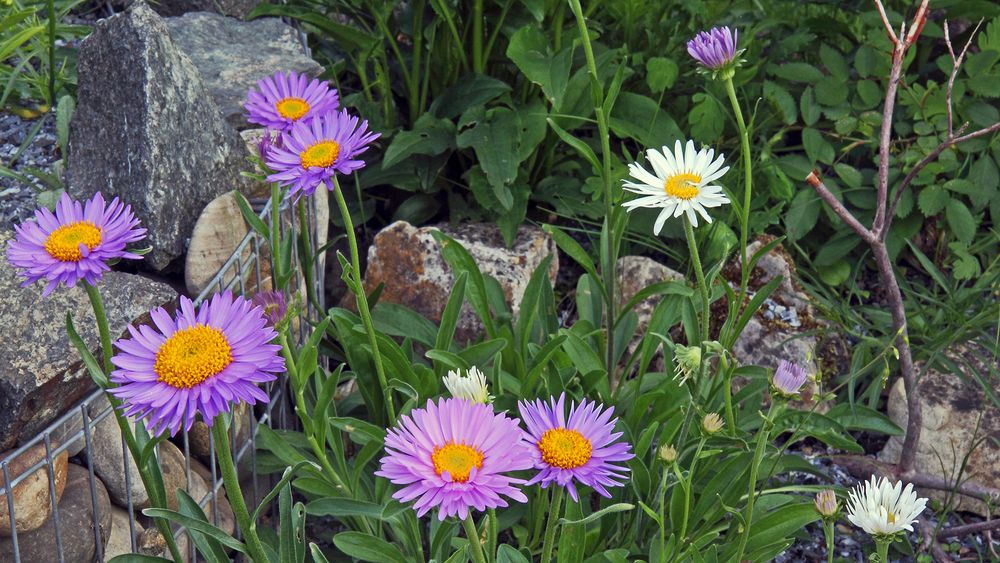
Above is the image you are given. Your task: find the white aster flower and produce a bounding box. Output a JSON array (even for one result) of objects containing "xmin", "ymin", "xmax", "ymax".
[
  {"xmin": 846, "ymin": 476, "xmax": 927, "ymax": 537},
  {"xmin": 622, "ymin": 139, "xmax": 730, "ymax": 234},
  {"xmin": 443, "ymin": 366, "xmax": 493, "ymax": 404}
]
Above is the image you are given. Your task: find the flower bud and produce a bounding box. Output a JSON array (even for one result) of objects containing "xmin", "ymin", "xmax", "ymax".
[
  {"xmin": 772, "ymin": 360, "xmax": 809, "ymax": 397},
  {"xmin": 814, "ymin": 490, "xmax": 838, "ymax": 517},
  {"xmin": 701, "ymin": 412, "xmax": 724, "ymax": 435},
  {"xmin": 658, "ymin": 444, "xmax": 678, "ymax": 464},
  {"xmin": 673, "ymin": 344, "xmax": 702, "ymax": 383},
  {"xmin": 443, "ymin": 366, "xmax": 493, "ymax": 404}
]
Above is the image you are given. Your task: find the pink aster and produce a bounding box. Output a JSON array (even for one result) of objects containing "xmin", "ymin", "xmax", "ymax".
[
  {"xmin": 687, "ymin": 26, "xmax": 739, "ymax": 70},
  {"xmin": 772, "ymin": 359, "xmax": 809, "ymax": 397},
  {"xmin": 376, "ymin": 397, "xmax": 532, "ymax": 521},
  {"xmin": 251, "ymin": 290, "xmax": 287, "ymax": 327},
  {"xmin": 6, "ymin": 192, "xmax": 145, "ymax": 295},
  {"xmin": 244, "ymin": 71, "xmax": 340, "ymax": 132},
  {"xmin": 518, "ymin": 393, "xmax": 634, "ymax": 502},
  {"xmin": 108, "ymin": 291, "xmax": 285, "ymax": 437},
  {"xmin": 265, "ymin": 108, "xmax": 380, "ymax": 200}
]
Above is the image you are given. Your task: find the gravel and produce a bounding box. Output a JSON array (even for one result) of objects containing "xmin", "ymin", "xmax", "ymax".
[{"xmin": 0, "ymin": 111, "xmax": 61, "ymax": 230}]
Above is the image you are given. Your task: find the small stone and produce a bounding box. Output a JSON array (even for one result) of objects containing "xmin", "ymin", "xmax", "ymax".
[
  {"xmin": 186, "ymin": 403, "xmax": 252, "ymax": 468},
  {"xmin": 0, "ymin": 464, "xmax": 113, "ymax": 563},
  {"xmin": 0, "ymin": 442, "xmax": 69, "ymax": 537},
  {"xmin": 0, "ymin": 231, "xmax": 178, "ymax": 450},
  {"xmin": 165, "ymin": 13, "xmax": 323, "ymax": 128},
  {"xmin": 615, "ymin": 255, "xmax": 686, "ymax": 375},
  {"xmin": 187, "ymin": 459, "xmax": 236, "ymax": 536},
  {"xmin": 355, "ymin": 221, "xmax": 559, "ymax": 342},
  {"xmin": 67, "ymin": 1, "xmax": 248, "ymax": 270},
  {"xmin": 103, "ymin": 505, "xmax": 140, "ymax": 561},
  {"xmin": 879, "ymin": 342, "xmax": 1000, "ymax": 516}
]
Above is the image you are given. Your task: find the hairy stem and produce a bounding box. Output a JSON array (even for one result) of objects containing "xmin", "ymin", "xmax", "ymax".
[
  {"xmin": 540, "ymin": 487, "xmax": 564, "ymax": 563},
  {"xmin": 212, "ymin": 419, "xmax": 270, "ymax": 563},
  {"xmin": 462, "ymin": 513, "xmax": 487, "ymax": 563}
]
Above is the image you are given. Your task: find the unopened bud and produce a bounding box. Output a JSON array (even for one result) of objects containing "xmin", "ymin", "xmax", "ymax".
[{"xmin": 702, "ymin": 413, "xmax": 724, "ymax": 435}]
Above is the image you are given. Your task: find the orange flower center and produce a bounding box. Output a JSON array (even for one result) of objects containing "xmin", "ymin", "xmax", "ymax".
[
  {"xmin": 275, "ymin": 97, "xmax": 310, "ymax": 121},
  {"xmin": 44, "ymin": 221, "xmax": 102, "ymax": 262},
  {"xmin": 664, "ymin": 173, "xmax": 702, "ymax": 200},
  {"xmin": 431, "ymin": 442, "xmax": 484, "ymax": 483},
  {"xmin": 537, "ymin": 428, "xmax": 592, "ymax": 469},
  {"xmin": 154, "ymin": 325, "xmax": 233, "ymax": 389},
  {"xmin": 299, "ymin": 141, "xmax": 340, "ymax": 169}
]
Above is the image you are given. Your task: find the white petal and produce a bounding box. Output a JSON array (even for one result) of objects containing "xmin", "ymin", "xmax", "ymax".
[
  {"xmin": 653, "ymin": 206, "xmax": 673, "ymax": 235},
  {"xmin": 628, "ymin": 163, "xmax": 663, "ymax": 188},
  {"xmin": 660, "ymin": 145, "xmax": 677, "ymax": 171},
  {"xmin": 685, "ymin": 141, "xmax": 697, "ymax": 173},
  {"xmin": 647, "ymin": 149, "xmax": 673, "ymax": 179},
  {"xmin": 673, "ymin": 140, "xmax": 686, "ymax": 172}
]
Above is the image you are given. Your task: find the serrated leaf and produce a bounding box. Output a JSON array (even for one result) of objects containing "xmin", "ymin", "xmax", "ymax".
[
  {"xmin": 689, "ymin": 93, "xmax": 725, "ymax": 142},
  {"xmin": 763, "ymin": 80, "xmax": 796, "ymax": 124},
  {"xmin": 802, "ymin": 128, "xmax": 834, "ymax": 164},
  {"xmin": 918, "ymin": 185, "xmax": 950, "ymax": 215},
  {"xmin": 646, "ymin": 57, "xmax": 679, "ymax": 92},
  {"xmin": 770, "ymin": 62, "xmax": 824, "ymax": 83},
  {"xmin": 785, "ymin": 189, "xmax": 820, "ymax": 241}
]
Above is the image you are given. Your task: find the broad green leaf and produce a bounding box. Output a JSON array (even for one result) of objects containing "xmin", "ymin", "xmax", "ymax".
[
  {"xmin": 646, "ymin": 57, "xmax": 679, "ymax": 91},
  {"xmin": 945, "ymin": 199, "xmax": 977, "ymax": 244},
  {"xmin": 430, "ymin": 75, "xmax": 511, "ymax": 119},
  {"xmin": 918, "ymin": 185, "xmax": 950, "ymax": 215},
  {"xmin": 382, "ymin": 114, "xmax": 455, "ymax": 169},
  {"xmin": 332, "ymin": 532, "xmax": 406, "ymax": 563},
  {"xmin": 802, "ymin": 128, "xmax": 834, "ymax": 165},
  {"xmin": 689, "ymin": 93, "xmax": 725, "ymax": 142},
  {"xmin": 610, "ymin": 92, "xmax": 682, "ymax": 148},
  {"xmin": 770, "ymin": 62, "xmax": 824, "ymax": 83},
  {"xmin": 763, "ymin": 81, "xmax": 796, "ymax": 124},
  {"xmin": 785, "ymin": 189, "xmax": 820, "ymax": 241},
  {"xmin": 506, "ymin": 25, "xmax": 572, "ymax": 107}
]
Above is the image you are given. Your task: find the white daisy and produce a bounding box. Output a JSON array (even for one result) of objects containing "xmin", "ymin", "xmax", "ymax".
[
  {"xmin": 622, "ymin": 139, "xmax": 730, "ymax": 234},
  {"xmin": 443, "ymin": 366, "xmax": 493, "ymax": 404},
  {"xmin": 846, "ymin": 476, "xmax": 927, "ymax": 537}
]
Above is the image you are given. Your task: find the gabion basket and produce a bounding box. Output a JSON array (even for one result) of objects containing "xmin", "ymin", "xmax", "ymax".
[{"xmin": 0, "ymin": 194, "xmax": 325, "ymax": 563}]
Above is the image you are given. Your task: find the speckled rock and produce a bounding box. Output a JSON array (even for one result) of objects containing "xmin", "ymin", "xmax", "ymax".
[
  {"xmin": 187, "ymin": 402, "xmax": 252, "ymax": 468},
  {"xmin": 0, "ymin": 231, "xmax": 178, "ymax": 450},
  {"xmin": 67, "ymin": 1, "xmax": 247, "ymax": 270},
  {"xmin": 880, "ymin": 343, "xmax": 1000, "ymax": 516},
  {"xmin": 0, "ymin": 464, "xmax": 113, "ymax": 563},
  {"xmin": 0, "ymin": 442, "xmax": 69, "ymax": 537},
  {"xmin": 165, "ymin": 13, "xmax": 323, "ymax": 128},
  {"xmin": 615, "ymin": 256, "xmax": 686, "ymax": 373},
  {"xmin": 355, "ymin": 221, "xmax": 559, "ymax": 342},
  {"xmin": 725, "ymin": 236, "xmax": 823, "ymax": 408},
  {"xmin": 103, "ymin": 505, "xmax": 138, "ymax": 561},
  {"xmin": 154, "ymin": 0, "xmax": 261, "ymax": 19}
]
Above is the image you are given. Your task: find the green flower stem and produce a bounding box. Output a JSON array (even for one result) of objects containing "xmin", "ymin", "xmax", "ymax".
[
  {"xmin": 719, "ymin": 356, "xmax": 736, "ymax": 437},
  {"xmin": 874, "ymin": 537, "xmax": 890, "ymax": 562},
  {"xmin": 212, "ymin": 418, "xmax": 269, "ymax": 563},
  {"xmin": 733, "ymin": 401, "xmax": 781, "ymax": 563},
  {"xmin": 83, "ymin": 283, "xmax": 183, "ymax": 563},
  {"xmin": 822, "ymin": 519, "xmax": 835, "ymax": 563},
  {"xmin": 656, "ymin": 467, "xmax": 669, "ymax": 562},
  {"xmin": 487, "ymin": 509, "xmax": 498, "ymax": 563},
  {"xmin": 679, "ymin": 438, "xmax": 706, "ymax": 541},
  {"xmin": 462, "ymin": 513, "xmax": 487, "ymax": 563},
  {"xmin": 472, "ymin": 0, "xmax": 484, "ymax": 73},
  {"xmin": 529, "ymin": 485, "xmax": 549, "ymax": 547},
  {"xmin": 682, "ymin": 217, "xmax": 711, "ymax": 342},
  {"xmin": 540, "ymin": 487, "xmax": 565, "ymax": 563},
  {"xmin": 270, "ymin": 184, "xmax": 284, "ymax": 285},
  {"xmin": 724, "ymin": 77, "xmax": 753, "ymax": 298},
  {"xmin": 331, "ymin": 176, "xmax": 396, "ymax": 423},
  {"xmin": 296, "ymin": 199, "xmax": 317, "ymax": 313},
  {"xmin": 84, "ymin": 283, "xmax": 114, "ymax": 372},
  {"xmin": 569, "ymin": 0, "xmax": 618, "ymax": 380}
]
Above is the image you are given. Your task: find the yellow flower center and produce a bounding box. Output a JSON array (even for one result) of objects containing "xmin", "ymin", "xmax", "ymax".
[
  {"xmin": 886, "ymin": 511, "xmax": 896, "ymax": 525},
  {"xmin": 299, "ymin": 141, "xmax": 340, "ymax": 169},
  {"xmin": 154, "ymin": 325, "xmax": 233, "ymax": 389},
  {"xmin": 275, "ymin": 97, "xmax": 310, "ymax": 120},
  {"xmin": 431, "ymin": 442, "xmax": 484, "ymax": 483},
  {"xmin": 537, "ymin": 428, "xmax": 592, "ymax": 469},
  {"xmin": 664, "ymin": 172, "xmax": 702, "ymax": 200},
  {"xmin": 44, "ymin": 221, "xmax": 102, "ymax": 262}
]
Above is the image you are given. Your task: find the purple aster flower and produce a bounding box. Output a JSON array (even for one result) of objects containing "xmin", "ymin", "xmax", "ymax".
[
  {"xmin": 245, "ymin": 71, "xmax": 340, "ymax": 132},
  {"xmin": 251, "ymin": 290, "xmax": 287, "ymax": 327},
  {"xmin": 687, "ymin": 26, "xmax": 739, "ymax": 70},
  {"xmin": 108, "ymin": 291, "xmax": 285, "ymax": 436},
  {"xmin": 518, "ymin": 393, "xmax": 634, "ymax": 502},
  {"xmin": 6, "ymin": 192, "xmax": 145, "ymax": 295},
  {"xmin": 265, "ymin": 109, "xmax": 380, "ymax": 201},
  {"xmin": 376, "ymin": 397, "xmax": 532, "ymax": 521},
  {"xmin": 772, "ymin": 359, "xmax": 809, "ymax": 397}
]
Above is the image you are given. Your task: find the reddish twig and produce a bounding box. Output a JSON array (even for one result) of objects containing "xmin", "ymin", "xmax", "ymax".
[
  {"xmin": 831, "ymin": 455, "xmax": 1000, "ymax": 504},
  {"xmin": 938, "ymin": 519, "xmax": 1000, "ymax": 541}
]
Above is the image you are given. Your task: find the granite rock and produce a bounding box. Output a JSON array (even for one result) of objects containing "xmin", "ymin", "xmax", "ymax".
[
  {"xmin": 165, "ymin": 13, "xmax": 323, "ymax": 128},
  {"xmin": 0, "ymin": 442, "xmax": 69, "ymax": 537},
  {"xmin": 355, "ymin": 221, "xmax": 558, "ymax": 342},
  {"xmin": 67, "ymin": 1, "xmax": 247, "ymax": 270}
]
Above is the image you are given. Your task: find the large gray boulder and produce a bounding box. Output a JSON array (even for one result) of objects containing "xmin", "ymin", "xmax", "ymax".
[
  {"xmin": 165, "ymin": 12, "xmax": 323, "ymax": 128},
  {"xmin": 0, "ymin": 231, "xmax": 178, "ymax": 450},
  {"xmin": 67, "ymin": 1, "xmax": 247, "ymax": 271}
]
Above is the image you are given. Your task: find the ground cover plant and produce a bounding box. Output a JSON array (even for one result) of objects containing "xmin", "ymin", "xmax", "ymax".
[{"xmin": 2, "ymin": 0, "xmax": 1000, "ymax": 561}]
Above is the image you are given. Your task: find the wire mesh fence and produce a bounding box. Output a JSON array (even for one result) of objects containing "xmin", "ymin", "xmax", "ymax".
[{"xmin": 1, "ymin": 193, "xmax": 324, "ymax": 563}]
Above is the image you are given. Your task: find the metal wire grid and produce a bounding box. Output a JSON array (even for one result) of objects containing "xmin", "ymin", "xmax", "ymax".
[{"xmin": 1, "ymin": 193, "xmax": 325, "ymax": 562}]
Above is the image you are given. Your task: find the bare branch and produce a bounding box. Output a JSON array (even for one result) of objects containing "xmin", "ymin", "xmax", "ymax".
[
  {"xmin": 806, "ymin": 171, "xmax": 877, "ymax": 244},
  {"xmin": 872, "ymin": 48, "xmax": 905, "ymax": 236},
  {"xmin": 831, "ymin": 455, "xmax": 1000, "ymax": 503},
  {"xmin": 884, "ymin": 121, "xmax": 1000, "ymax": 232},
  {"xmin": 874, "ymin": 0, "xmax": 899, "ymax": 45},
  {"xmin": 938, "ymin": 519, "xmax": 1000, "ymax": 541},
  {"xmin": 945, "ymin": 19, "xmax": 983, "ymax": 137},
  {"xmin": 904, "ymin": 0, "xmax": 930, "ymax": 48}
]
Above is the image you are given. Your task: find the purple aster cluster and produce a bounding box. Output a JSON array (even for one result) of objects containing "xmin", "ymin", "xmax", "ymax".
[{"xmin": 245, "ymin": 70, "xmax": 380, "ymax": 201}]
